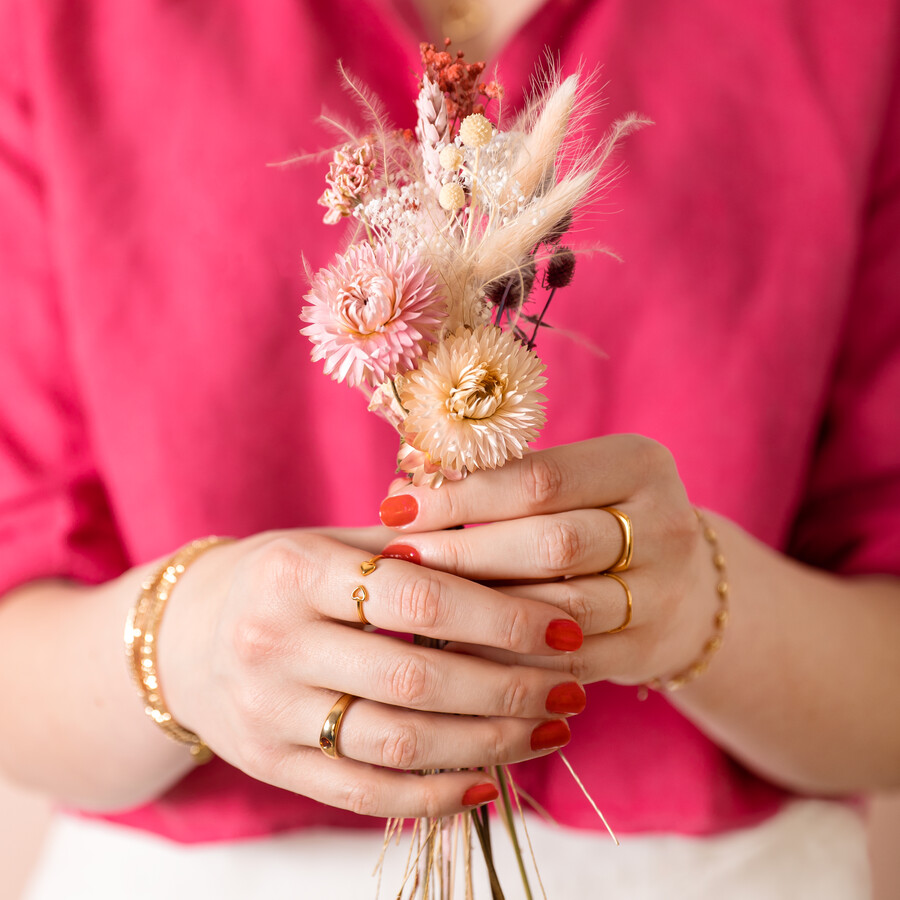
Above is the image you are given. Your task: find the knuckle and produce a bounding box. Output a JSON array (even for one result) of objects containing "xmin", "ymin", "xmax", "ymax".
[
  {"xmin": 557, "ymin": 583, "xmax": 593, "ymax": 629},
  {"xmin": 420, "ymin": 787, "xmax": 444, "ymax": 820},
  {"xmin": 441, "ymin": 485, "xmax": 461, "ymax": 524},
  {"xmin": 233, "ymin": 737, "xmax": 283, "ymax": 781},
  {"xmin": 230, "ymin": 616, "xmax": 285, "ymax": 667},
  {"xmin": 342, "ymin": 780, "xmax": 381, "ymax": 817},
  {"xmin": 394, "ymin": 572, "xmax": 443, "ymax": 630},
  {"xmin": 232, "ymin": 681, "xmax": 277, "ymax": 732},
  {"xmin": 520, "ymin": 453, "xmax": 565, "ymax": 511},
  {"xmin": 385, "ymin": 653, "xmax": 432, "ymax": 707},
  {"xmin": 483, "ymin": 721, "xmax": 507, "ymax": 763},
  {"xmin": 635, "ymin": 436, "xmax": 674, "ymax": 475},
  {"xmin": 499, "ymin": 604, "xmax": 530, "ymax": 651},
  {"xmin": 565, "ymin": 652, "xmax": 590, "ymax": 684},
  {"xmin": 381, "ymin": 721, "xmax": 420, "ymax": 770},
  {"xmin": 671, "ymin": 505, "xmax": 700, "ymax": 551},
  {"xmin": 499, "ymin": 675, "xmax": 531, "ymax": 717},
  {"xmin": 253, "ymin": 538, "xmax": 301, "ymax": 588},
  {"xmin": 438, "ymin": 536, "xmax": 467, "ymax": 573},
  {"xmin": 248, "ymin": 537, "xmax": 313, "ymax": 609},
  {"xmin": 540, "ymin": 517, "xmax": 583, "ymax": 573}
]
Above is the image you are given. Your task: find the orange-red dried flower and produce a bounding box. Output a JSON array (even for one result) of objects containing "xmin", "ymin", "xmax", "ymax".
[{"xmin": 419, "ymin": 40, "xmax": 497, "ymax": 126}]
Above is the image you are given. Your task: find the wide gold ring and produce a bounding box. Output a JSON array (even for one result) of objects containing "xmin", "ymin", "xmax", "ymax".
[
  {"xmin": 599, "ymin": 572, "xmax": 633, "ymax": 634},
  {"xmin": 601, "ymin": 507, "xmax": 633, "ymax": 573},
  {"xmin": 319, "ymin": 693, "xmax": 355, "ymax": 758}
]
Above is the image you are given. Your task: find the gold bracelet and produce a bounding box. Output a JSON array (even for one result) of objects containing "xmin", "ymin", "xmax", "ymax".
[
  {"xmin": 124, "ymin": 536, "xmax": 234, "ymax": 762},
  {"xmin": 645, "ymin": 509, "xmax": 730, "ymax": 693}
]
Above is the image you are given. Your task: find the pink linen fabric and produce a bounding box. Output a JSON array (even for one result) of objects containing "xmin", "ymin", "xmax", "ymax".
[{"xmin": 1, "ymin": 0, "xmax": 898, "ymax": 842}]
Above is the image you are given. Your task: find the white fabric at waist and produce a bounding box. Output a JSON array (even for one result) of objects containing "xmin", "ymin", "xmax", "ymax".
[{"xmin": 23, "ymin": 798, "xmax": 870, "ymax": 900}]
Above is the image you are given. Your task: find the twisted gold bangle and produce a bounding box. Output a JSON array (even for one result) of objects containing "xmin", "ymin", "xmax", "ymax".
[
  {"xmin": 645, "ymin": 509, "xmax": 730, "ymax": 693},
  {"xmin": 125, "ymin": 536, "xmax": 234, "ymax": 762}
]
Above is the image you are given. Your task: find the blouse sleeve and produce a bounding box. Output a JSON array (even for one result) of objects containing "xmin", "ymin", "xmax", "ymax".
[
  {"xmin": 789, "ymin": 51, "xmax": 900, "ymax": 578},
  {"xmin": 0, "ymin": 0, "xmax": 126, "ymax": 598}
]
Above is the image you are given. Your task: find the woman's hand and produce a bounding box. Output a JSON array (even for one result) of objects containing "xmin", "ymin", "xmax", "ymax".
[
  {"xmin": 156, "ymin": 526, "xmax": 585, "ymax": 819},
  {"xmin": 377, "ymin": 435, "xmax": 900, "ymax": 793},
  {"xmin": 377, "ymin": 436, "xmax": 717, "ymax": 688}
]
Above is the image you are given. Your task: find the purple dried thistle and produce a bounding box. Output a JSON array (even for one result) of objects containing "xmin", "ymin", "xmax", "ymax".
[
  {"xmin": 544, "ymin": 246, "xmax": 576, "ymax": 289},
  {"xmin": 486, "ymin": 260, "xmax": 537, "ymax": 315}
]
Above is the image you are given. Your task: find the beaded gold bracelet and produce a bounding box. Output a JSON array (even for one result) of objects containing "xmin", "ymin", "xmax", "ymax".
[
  {"xmin": 645, "ymin": 508, "xmax": 730, "ymax": 693},
  {"xmin": 124, "ymin": 536, "xmax": 233, "ymax": 762}
]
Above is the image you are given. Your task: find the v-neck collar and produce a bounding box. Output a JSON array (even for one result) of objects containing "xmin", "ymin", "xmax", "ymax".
[{"xmin": 364, "ymin": 0, "xmax": 594, "ymax": 110}]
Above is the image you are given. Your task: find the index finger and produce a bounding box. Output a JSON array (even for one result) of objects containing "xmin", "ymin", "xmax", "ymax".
[{"xmin": 379, "ymin": 435, "xmax": 662, "ymax": 532}]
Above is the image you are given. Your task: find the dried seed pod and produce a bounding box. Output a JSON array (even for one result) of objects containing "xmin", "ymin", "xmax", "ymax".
[
  {"xmin": 486, "ymin": 260, "xmax": 537, "ymax": 309},
  {"xmin": 439, "ymin": 182, "xmax": 466, "ymax": 210},
  {"xmin": 459, "ymin": 113, "xmax": 493, "ymax": 148},
  {"xmin": 439, "ymin": 145, "xmax": 464, "ymax": 170},
  {"xmin": 544, "ymin": 246, "xmax": 576, "ymax": 288}
]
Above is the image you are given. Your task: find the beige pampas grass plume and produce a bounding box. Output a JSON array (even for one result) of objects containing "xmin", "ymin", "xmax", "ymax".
[
  {"xmin": 508, "ymin": 74, "xmax": 579, "ymax": 202},
  {"xmin": 471, "ymin": 169, "xmax": 596, "ymax": 287}
]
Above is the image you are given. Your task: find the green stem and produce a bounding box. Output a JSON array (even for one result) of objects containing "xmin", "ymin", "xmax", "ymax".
[
  {"xmin": 496, "ymin": 766, "xmax": 533, "ymax": 900},
  {"xmin": 469, "ymin": 810, "xmax": 506, "ymax": 900}
]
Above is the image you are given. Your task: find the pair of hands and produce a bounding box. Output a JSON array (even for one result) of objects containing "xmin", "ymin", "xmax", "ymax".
[{"xmin": 159, "ymin": 435, "xmax": 715, "ymax": 818}]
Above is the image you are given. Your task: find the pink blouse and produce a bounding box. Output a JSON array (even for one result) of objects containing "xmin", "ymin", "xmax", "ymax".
[{"xmin": 1, "ymin": 0, "xmax": 898, "ymax": 842}]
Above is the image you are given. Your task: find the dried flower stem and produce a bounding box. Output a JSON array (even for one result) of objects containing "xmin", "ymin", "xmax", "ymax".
[
  {"xmin": 493, "ymin": 280, "xmax": 515, "ymax": 327},
  {"xmin": 463, "ymin": 148, "xmax": 481, "ymax": 253},
  {"xmin": 495, "ymin": 767, "xmax": 533, "ymax": 900},
  {"xmin": 469, "ymin": 809, "xmax": 505, "ymax": 900},
  {"xmin": 558, "ymin": 751, "xmax": 619, "ymax": 845},
  {"xmin": 463, "ymin": 815, "xmax": 474, "ymax": 900},
  {"xmin": 504, "ymin": 769, "xmax": 549, "ymax": 900},
  {"xmin": 527, "ymin": 288, "xmax": 557, "ymax": 348}
]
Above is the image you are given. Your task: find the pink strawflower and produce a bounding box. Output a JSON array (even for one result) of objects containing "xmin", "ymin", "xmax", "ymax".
[
  {"xmin": 399, "ymin": 325, "xmax": 547, "ymax": 484},
  {"xmin": 301, "ymin": 244, "xmax": 444, "ymax": 387},
  {"xmin": 318, "ymin": 140, "xmax": 376, "ymax": 224}
]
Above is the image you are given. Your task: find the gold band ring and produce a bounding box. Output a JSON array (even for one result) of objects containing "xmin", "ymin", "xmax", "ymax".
[
  {"xmin": 319, "ymin": 693, "xmax": 355, "ymax": 758},
  {"xmin": 353, "ymin": 555, "xmax": 383, "ymax": 625},
  {"xmin": 599, "ymin": 572, "xmax": 633, "ymax": 634},
  {"xmin": 601, "ymin": 507, "xmax": 633, "ymax": 573}
]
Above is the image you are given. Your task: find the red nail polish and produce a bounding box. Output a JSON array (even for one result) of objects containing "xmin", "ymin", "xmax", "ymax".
[
  {"xmin": 545, "ymin": 619, "xmax": 583, "ymax": 651},
  {"xmin": 530, "ymin": 719, "xmax": 571, "ymax": 751},
  {"xmin": 379, "ymin": 495, "xmax": 418, "ymax": 527},
  {"xmin": 381, "ymin": 544, "xmax": 421, "ymax": 565},
  {"xmin": 545, "ymin": 682, "xmax": 586, "ymax": 715},
  {"xmin": 462, "ymin": 782, "xmax": 499, "ymax": 807}
]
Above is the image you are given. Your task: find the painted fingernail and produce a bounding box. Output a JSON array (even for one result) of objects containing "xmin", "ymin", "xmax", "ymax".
[
  {"xmin": 381, "ymin": 544, "xmax": 421, "ymax": 565},
  {"xmin": 530, "ymin": 719, "xmax": 571, "ymax": 751},
  {"xmin": 379, "ymin": 494, "xmax": 418, "ymax": 527},
  {"xmin": 546, "ymin": 682, "xmax": 587, "ymax": 715},
  {"xmin": 462, "ymin": 783, "xmax": 499, "ymax": 807},
  {"xmin": 545, "ymin": 619, "xmax": 583, "ymax": 651}
]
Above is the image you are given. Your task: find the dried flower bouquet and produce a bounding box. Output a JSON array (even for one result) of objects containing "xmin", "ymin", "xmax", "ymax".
[{"xmin": 297, "ymin": 40, "xmax": 646, "ymax": 898}]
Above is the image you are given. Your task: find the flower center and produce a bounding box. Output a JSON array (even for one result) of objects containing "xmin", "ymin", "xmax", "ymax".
[
  {"xmin": 337, "ymin": 274, "xmax": 396, "ymax": 335},
  {"xmin": 446, "ymin": 363, "xmax": 507, "ymax": 420}
]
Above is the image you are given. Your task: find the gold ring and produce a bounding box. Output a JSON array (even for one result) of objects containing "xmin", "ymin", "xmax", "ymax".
[
  {"xmin": 319, "ymin": 693, "xmax": 355, "ymax": 758},
  {"xmin": 600, "ymin": 572, "xmax": 633, "ymax": 634},
  {"xmin": 601, "ymin": 507, "xmax": 633, "ymax": 573},
  {"xmin": 353, "ymin": 555, "xmax": 383, "ymax": 625},
  {"xmin": 352, "ymin": 585, "xmax": 370, "ymax": 625}
]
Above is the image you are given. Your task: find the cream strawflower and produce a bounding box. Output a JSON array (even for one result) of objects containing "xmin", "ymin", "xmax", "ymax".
[
  {"xmin": 301, "ymin": 244, "xmax": 443, "ymax": 387},
  {"xmin": 400, "ymin": 325, "xmax": 547, "ymax": 479}
]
